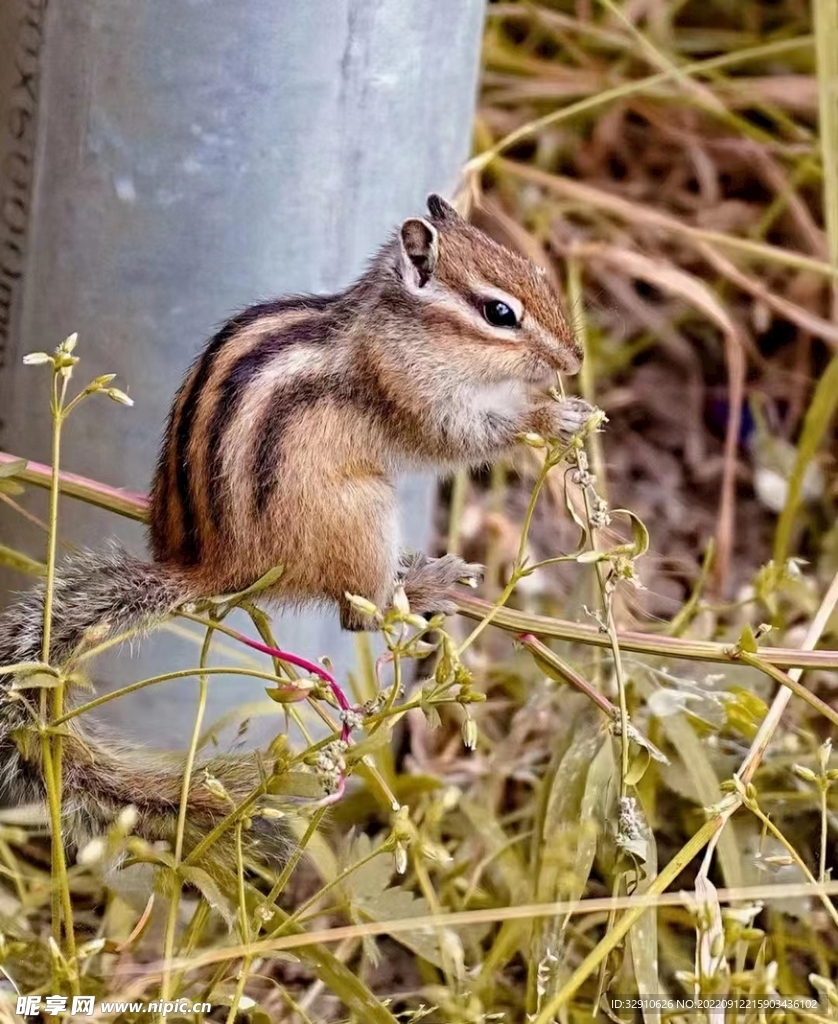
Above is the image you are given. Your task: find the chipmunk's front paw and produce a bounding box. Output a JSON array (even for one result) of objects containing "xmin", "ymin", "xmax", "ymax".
[
  {"xmin": 552, "ymin": 396, "xmax": 596, "ymax": 439},
  {"xmin": 398, "ymin": 552, "xmax": 484, "ymax": 616}
]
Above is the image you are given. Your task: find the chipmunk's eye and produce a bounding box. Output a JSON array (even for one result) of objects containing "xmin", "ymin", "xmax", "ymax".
[{"xmin": 483, "ymin": 300, "xmax": 519, "ymax": 329}]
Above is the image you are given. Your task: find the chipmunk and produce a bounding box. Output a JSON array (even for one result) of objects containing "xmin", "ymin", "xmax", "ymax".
[{"xmin": 0, "ymin": 194, "xmax": 588, "ymax": 863}]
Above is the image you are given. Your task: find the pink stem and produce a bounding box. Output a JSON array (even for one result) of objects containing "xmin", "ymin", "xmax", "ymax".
[
  {"xmin": 0, "ymin": 450, "xmax": 148, "ymax": 520},
  {"xmin": 229, "ymin": 630, "xmax": 354, "ymax": 743},
  {"xmin": 230, "ymin": 630, "xmax": 355, "ymax": 799},
  {"xmin": 518, "ymin": 632, "xmax": 615, "ymax": 716}
]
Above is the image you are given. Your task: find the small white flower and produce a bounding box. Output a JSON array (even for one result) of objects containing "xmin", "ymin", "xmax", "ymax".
[
  {"xmin": 77, "ymin": 837, "xmax": 106, "ymax": 866},
  {"xmin": 23, "ymin": 351, "xmax": 51, "ymax": 365},
  {"xmin": 118, "ymin": 805, "xmax": 139, "ymax": 832},
  {"xmin": 392, "ymin": 585, "xmax": 410, "ymax": 616},
  {"xmin": 522, "ymin": 432, "xmax": 546, "ymax": 449},
  {"xmin": 344, "ymin": 592, "xmax": 379, "ymax": 618}
]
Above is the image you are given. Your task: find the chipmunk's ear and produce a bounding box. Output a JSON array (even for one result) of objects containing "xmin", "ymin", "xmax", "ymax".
[
  {"xmin": 427, "ymin": 194, "xmax": 461, "ymax": 223},
  {"xmin": 399, "ymin": 217, "xmax": 438, "ymax": 288}
]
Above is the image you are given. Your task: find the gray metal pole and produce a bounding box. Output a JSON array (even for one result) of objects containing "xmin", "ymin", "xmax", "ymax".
[{"xmin": 0, "ymin": 1, "xmax": 485, "ymax": 747}]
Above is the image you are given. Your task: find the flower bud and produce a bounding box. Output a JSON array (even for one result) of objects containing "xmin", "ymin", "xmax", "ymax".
[
  {"xmin": 392, "ymin": 586, "xmax": 410, "ymax": 615},
  {"xmin": 258, "ymin": 807, "xmax": 286, "ymax": 820},
  {"xmin": 792, "ymin": 764, "xmax": 817, "ymax": 783},
  {"xmin": 344, "ymin": 592, "xmax": 380, "ymax": 618},
  {"xmin": 522, "ymin": 432, "xmax": 546, "ymax": 449},
  {"xmin": 203, "ymin": 772, "xmax": 230, "ymax": 801},
  {"xmin": 77, "ymin": 837, "xmax": 106, "ymax": 866},
  {"xmin": 77, "ymin": 938, "xmax": 106, "ymax": 958},
  {"xmin": 118, "ymin": 805, "xmax": 139, "ymax": 832},
  {"xmin": 107, "ymin": 388, "xmax": 134, "ymax": 406}
]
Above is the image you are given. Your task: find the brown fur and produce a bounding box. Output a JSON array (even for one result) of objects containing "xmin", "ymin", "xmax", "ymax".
[
  {"xmin": 0, "ymin": 194, "xmax": 588, "ymax": 864},
  {"xmin": 148, "ymin": 196, "xmax": 584, "ymax": 612}
]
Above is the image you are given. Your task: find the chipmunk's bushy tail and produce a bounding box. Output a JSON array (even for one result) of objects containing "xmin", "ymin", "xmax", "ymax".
[{"xmin": 0, "ymin": 545, "xmax": 289, "ymax": 864}]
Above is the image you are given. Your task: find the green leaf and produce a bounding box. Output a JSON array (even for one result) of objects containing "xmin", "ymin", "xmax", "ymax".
[
  {"xmin": 343, "ymin": 834, "xmax": 451, "ymax": 969},
  {"xmin": 737, "ymin": 623, "xmax": 758, "ymax": 654},
  {"xmin": 624, "ymin": 719, "xmax": 670, "ymax": 766},
  {"xmin": 345, "ymin": 834, "xmax": 390, "ymax": 902},
  {"xmin": 626, "ymin": 795, "xmax": 660, "ymax": 1024},
  {"xmin": 348, "ymin": 726, "xmax": 394, "ymax": 761},
  {"xmin": 633, "ymin": 668, "xmax": 746, "ymax": 892},
  {"xmin": 419, "ymin": 701, "xmax": 442, "ymax": 728},
  {"xmin": 0, "ymin": 543, "xmax": 45, "ymax": 578},
  {"xmin": 180, "ymin": 865, "xmax": 237, "ymax": 930},
  {"xmin": 211, "ymin": 565, "xmax": 285, "ymax": 614},
  {"xmin": 724, "ymin": 686, "xmax": 768, "ymax": 741},
  {"xmin": 266, "ymin": 772, "xmax": 325, "ymax": 798},
  {"xmin": 334, "ymin": 833, "xmax": 384, "ymax": 965},
  {"xmin": 264, "ymin": 683, "xmax": 308, "ymax": 704},
  {"xmin": 529, "ymin": 649, "xmax": 566, "ymax": 685},
  {"xmin": 529, "ymin": 708, "xmax": 614, "ymax": 1009},
  {"xmin": 10, "ymin": 670, "xmax": 58, "ymax": 691},
  {"xmin": 0, "ymin": 458, "xmax": 26, "ymax": 479},
  {"xmin": 462, "ymin": 795, "xmax": 529, "ymax": 899},
  {"xmin": 619, "ymin": 509, "xmax": 651, "ymax": 558},
  {"xmin": 193, "ymin": 864, "xmax": 401, "ymax": 1024},
  {"xmin": 617, "ymin": 832, "xmax": 648, "ymax": 863},
  {"xmin": 624, "ymin": 746, "xmax": 651, "ymax": 787},
  {"xmin": 357, "ymin": 886, "xmax": 449, "ymax": 970},
  {"xmin": 577, "ymin": 737, "xmax": 616, "ymax": 884}
]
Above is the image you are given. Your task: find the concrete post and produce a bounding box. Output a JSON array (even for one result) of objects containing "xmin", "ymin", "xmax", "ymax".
[{"xmin": 0, "ymin": 1, "xmax": 485, "ymax": 747}]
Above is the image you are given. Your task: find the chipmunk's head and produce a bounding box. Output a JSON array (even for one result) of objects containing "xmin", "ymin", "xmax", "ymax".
[{"xmin": 395, "ymin": 194, "xmax": 582, "ymax": 381}]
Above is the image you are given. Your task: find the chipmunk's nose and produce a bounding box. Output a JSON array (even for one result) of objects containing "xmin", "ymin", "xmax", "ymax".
[
  {"xmin": 558, "ymin": 343, "xmax": 583, "ymax": 375},
  {"xmin": 549, "ymin": 339, "xmax": 581, "ymax": 376}
]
